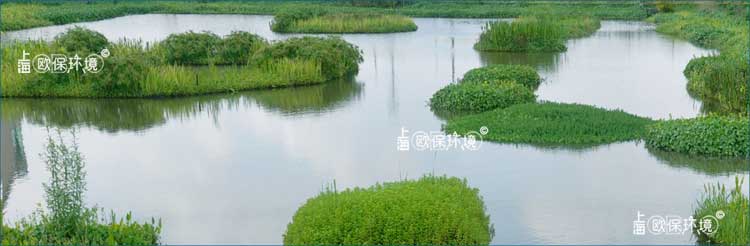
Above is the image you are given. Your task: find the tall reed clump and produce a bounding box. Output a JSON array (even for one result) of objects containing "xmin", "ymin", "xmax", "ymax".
[
  {"xmin": 693, "ymin": 177, "xmax": 749, "ymax": 245},
  {"xmin": 1, "ymin": 28, "xmax": 361, "ymax": 98},
  {"xmin": 1, "ymin": 130, "xmax": 162, "ymax": 245},
  {"xmin": 645, "ymin": 116, "xmax": 749, "ymax": 157},
  {"xmin": 283, "ymin": 175, "xmax": 494, "ymax": 244},
  {"xmin": 651, "ymin": 10, "xmax": 749, "ymax": 114},
  {"xmin": 273, "ymin": 12, "xmax": 417, "ymax": 34},
  {"xmin": 474, "ymin": 15, "xmax": 600, "ymax": 52},
  {"xmin": 444, "ymin": 102, "xmax": 654, "ymax": 146}
]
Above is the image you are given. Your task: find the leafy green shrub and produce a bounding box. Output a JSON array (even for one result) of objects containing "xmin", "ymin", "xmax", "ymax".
[
  {"xmin": 270, "ymin": 8, "xmax": 325, "ymax": 32},
  {"xmin": 161, "ymin": 31, "xmax": 221, "ymax": 65},
  {"xmin": 430, "ymin": 81, "xmax": 535, "ymax": 113},
  {"xmin": 218, "ymin": 31, "xmax": 267, "ymax": 65},
  {"xmin": 655, "ymin": 1, "xmax": 675, "ymax": 13},
  {"xmin": 84, "ymin": 54, "xmax": 147, "ymax": 97},
  {"xmin": 693, "ymin": 177, "xmax": 749, "ymax": 245},
  {"xmin": 445, "ymin": 102, "xmax": 654, "ymax": 146},
  {"xmin": 54, "ymin": 26, "xmax": 108, "ymax": 54},
  {"xmin": 283, "ymin": 175, "xmax": 494, "ymax": 244},
  {"xmin": 645, "ymin": 116, "xmax": 749, "ymax": 157},
  {"xmin": 252, "ymin": 36, "xmax": 362, "ymax": 81},
  {"xmin": 461, "ymin": 64, "xmax": 541, "ymax": 89},
  {"xmin": 474, "ymin": 17, "xmax": 566, "ymax": 52}
]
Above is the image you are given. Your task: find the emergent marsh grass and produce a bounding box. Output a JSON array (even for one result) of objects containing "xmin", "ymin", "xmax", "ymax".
[
  {"xmin": 283, "ymin": 175, "xmax": 494, "ymax": 244},
  {"xmin": 693, "ymin": 177, "xmax": 749, "ymax": 245},
  {"xmin": 645, "ymin": 116, "xmax": 749, "ymax": 157},
  {"xmin": 1, "ymin": 28, "xmax": 362, "ymax": 98},
  {"xmin": 271, "ymin": 10, "xmax": 417, "ymax": 34},
  {"xmin": 474, "ymin": 15, "xmax": 600, "ymax": 52},
  {"xmin": 444, "ymin": 102, "xmax": 654, "ymax": 146},
  {"xmin": 461, "ymin": 64, "xmax": 542, "ymax": 89}
]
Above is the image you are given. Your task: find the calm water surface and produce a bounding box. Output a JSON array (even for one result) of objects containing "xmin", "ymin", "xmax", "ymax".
[{"xmin": 2, "ymin": 14, "xmax": 748, "ymax": 244}]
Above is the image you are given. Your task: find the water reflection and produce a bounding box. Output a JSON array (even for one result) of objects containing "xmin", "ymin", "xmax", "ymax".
[
  {"xmin": 1, "ymin": 119, "xmax": 28, "ymax": 209},
  {"xmin": 648, "ymin": 148, "xmax": 750, "ymax": 176},
  {"xmin": 1, "ymin": 79, "xmax": 362, "ymax": 133}
]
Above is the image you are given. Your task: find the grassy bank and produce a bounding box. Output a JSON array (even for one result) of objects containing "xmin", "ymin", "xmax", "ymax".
[
  {"xmin": 650, "ymin": 10, "xmax": 749, "ymax": 114},
  {"xmin": 474, "ymin": 15, "xmax": 601, "ymax": 52},
  {"xmin": 0, "ymin": 1, "xmax": 656, "ymax": 32},
  {"xmin": 1, "ymin": 28, "xmax": 363, "ymax": 98},
  {"xmin": 645, "ymin": 116, "xmax": 749, "ymax": 157},
  {"xmin": 444, "ymin": 102, "xmax": 654, "ymax": 146},
  {"xmin": 271, "ymin": 10, "xmax": 417, "ymax": 33},
  {"xmin": 284, "ymin": 175, "xmax": 494, "ymax": 244},
  {"xmin": 693, "ymin": 177, "xmax": 749, "ymax": 245}
]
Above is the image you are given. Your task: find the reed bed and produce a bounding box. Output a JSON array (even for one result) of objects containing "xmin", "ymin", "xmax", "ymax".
[
  {"xmin": 277, "ymin": 13, "xmax": 417, "ymax": 33},
  {"xmin": 474, "ymin": 15, "xmax": 600, "ymax": 52},
  {"xmin": 693, "ymin": 177, "xmax": 749, "ymax": 245}
]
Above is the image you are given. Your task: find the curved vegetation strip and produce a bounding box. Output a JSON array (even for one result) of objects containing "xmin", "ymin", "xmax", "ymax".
[
  {"xmin": 283, "ymin": 175, "xmax": 494, "ymax": 245},
  {"xmin": 444, "ymin": 102, "xmax": 654, "ymax": 146},
  {"xmin": 271, "ymin": 10, "xmax": 417, "ymax": 34},
  {"xmin": 461, "ymin": 64, "xmax": 542, "ymax": 89},
  {"xmin": 474, "ymin": 15, "xmax": 600, "ymax": 52},
  {"xmin": 645, "ymin": 116, "xmax": 749, "ymax": 157},
  {"xmin": 1, "ymin": 28, "xmax": 363, "ymax": 98}
]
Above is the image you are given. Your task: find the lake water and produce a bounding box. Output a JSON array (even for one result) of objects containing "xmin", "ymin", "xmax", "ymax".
[{"xmin": 2, "ymin": 14, "xmax": 747, "ymax": 244}]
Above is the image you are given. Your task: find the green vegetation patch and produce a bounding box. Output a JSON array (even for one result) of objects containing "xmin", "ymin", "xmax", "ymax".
[
  {"xmin": 651, "ymin": 10, "xmax": 749, "ymax": 114},
  {"xmin": 429, "ymin": 81, "xmax": 535, "ymax": 114},
  {"xmin": 461, "ymin": 64, "xmax": 542, "ymax": 89},
  {"xmin": 444, "ymin": 102, "xmax": 654, "ymax": 146},
  {"xmin": 693, "ymin": 178, "xmax": 749, "ymax": 245},
  {"xmin": 272, "ymin": 10, "xmax": 417, "ymax": 34},
  {"xmin": 474, "ymin": 15, "xmax": 600, "ymax": 52},
  {"xmin": 283, "ymin": 175, "xmax": 494, "ymax": 244},
  {"xmin": 1, "ymin": 28, "xmax": 362, "ymax": 98},
  {"xmin": 645, "ymin": 116, "xmax": 749, "ymax": 157}
]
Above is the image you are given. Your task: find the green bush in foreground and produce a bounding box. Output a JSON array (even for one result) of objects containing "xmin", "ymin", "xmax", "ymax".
[
  {"xmin": 284, "ymin": 175, "xmax": 494, "ymax": 244},
  {"xmin": 693, "ymin": 177, "xmax": 749, "ymax": 245},
  {"xmin": 429, "ymin": 81, "xmax": 535, "ymax": 113},
  {"xmin": 54, "ymin": 26, "xmax": 109, "ymax": 54},
  {"xmin": 461, "ymin": 64, "xmax": 541, "ymax": 89},
  {"xmin": 444, "ymin": 102, "xmax": 654, "ymax": 146},
  {"xmin": 645, "ymin": 116, "xmax": 749, "ymax": 157}
]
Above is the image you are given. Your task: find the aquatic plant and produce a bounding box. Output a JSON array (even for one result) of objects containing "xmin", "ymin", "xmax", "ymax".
[
  {"xmin": 218, "ymin": 31, "xmax": 267, "ymax": 65},
  {"xmin": 444, "ymin": 102, "xmax": 654, "ymax": 146},
  {"xmin": 645, "ymin": 116, "xmax": 749, "ymax": 157},
  {"xmin": 429, "ymin": 81, "xmax": 535, "ymax": 114},
  {"xmin": 461, "ymin": 64, "xmax": 541, "ymax": 89},
  {"xmin": 252, "ymin": 36, "xmax": 363, "ymax": 81},
  {"xmin": 161, "ymin": 31, "xmax": 221, "ymax": 65},
  {"xmin": 53, "ymin": 26, "xmax": 109, "ymax": 54},
  {"xmin": 1, "ymin": 129, "xmax": 161, "ymax": 245},
  {"xmin": 272, "ymin": 12, "xmax": 417, "ymax": 34},
  {"xmin": 693, "ymin": 177, "xmax": 749, "ymax": 245},
  {"xmin": 474, "ymin": 15, "xmax": 600, "ymax": 52},
  {"xmin": 283, "ymin": 175, "xmax": 494, "ymax": 244}
]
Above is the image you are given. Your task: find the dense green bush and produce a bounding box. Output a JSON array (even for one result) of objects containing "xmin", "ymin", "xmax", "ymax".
[
  {"xmin": 444, "ymin": 102, "xmax": 654, "ymax": 146},
  {"xmin": 461, "ymin": 64, "xmax": 541, "ymax": 89},
  {"xmin": 161, "ymin": 31, "xmax": 221, "ymax": 65},
  {"xmin": 218, "ymin": 31, "xmax": 267, "ymax": 65},
  {"xmin": 85, "ymin": 54, "xmax": 147, "ymax": 96},
  {"xmin": 645, "ymin": 116, "xmax": 749, "ymax": 157},
  {"xmin": 693, "ymin": 177, "xmax": 749, "ymax": 245},
  {"xmin": 54, "ymin": 26, "xmax": 109, "ymax": 54},
  {"xmin": 284, "ymin": 175, "xmax": 494, "ymax": 244},
  {"xmin": 252, "ymin": 36, "xmax": 363, "ymax": 80},
  {"xmin": 430, "ymin": 81, "xmax": 535, "ymax": 113}
]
